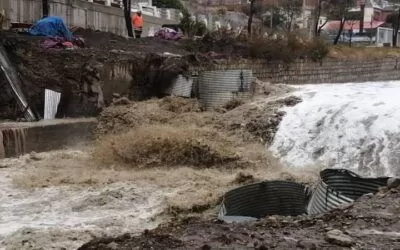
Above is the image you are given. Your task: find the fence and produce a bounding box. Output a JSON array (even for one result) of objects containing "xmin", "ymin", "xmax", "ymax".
[{"xmin": 376, "ymin": 27, "xmax": 400, "ymax": 46}]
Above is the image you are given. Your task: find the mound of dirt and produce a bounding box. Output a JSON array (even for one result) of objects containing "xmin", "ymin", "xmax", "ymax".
[
  {"xmin": 216, "ymin": 96, "xmax": 300, "ymax": 145},
  {"xmin": 79, "ymin": 184, "xmax": 400, "ymax": 249},
  {"xmin": 96, "ymin": 97, "xmax": 203, "ymax": 135},
  {"xmin": 158, "ymin": 96, "xmax": 202, "ymax": 113},
  {"xmin": 93, "ymin": 124, "xmax": 239, "ymax": 168}
]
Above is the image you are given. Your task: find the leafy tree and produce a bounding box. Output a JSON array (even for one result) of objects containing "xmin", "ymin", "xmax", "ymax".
[
  {"xmin": 279, "ymin": 0, "xmax": 303, "ymax": 32},
  {"xmin": 153, "ymin": 0, "xmax": 184, "ymax": 9},
  {"xmin": 313, "ymin": 0, "xmax": 330, "ymax": 36},
  {"xmin": 180, "ymin": 9, "xmax": 206, "ymax": 37},
  {"xmin": 263, "ymin": 7, "xmax": 286, "ymax": 29},
  {"xmin": 386, "ymin": 9, "xmax": 400, "ymax": 46},
  {"xmin": 327, "ymin": 0, "xmax": 356, "ymax": 45}
]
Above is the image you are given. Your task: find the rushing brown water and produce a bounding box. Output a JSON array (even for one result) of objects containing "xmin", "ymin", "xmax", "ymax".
[
  {"xmin": 1, "ymin": 128, "xmax": 27, "ymax": 158},
  {"xmin": 0, "ymin": 131, "xmax": 4, "ymax": 158}
]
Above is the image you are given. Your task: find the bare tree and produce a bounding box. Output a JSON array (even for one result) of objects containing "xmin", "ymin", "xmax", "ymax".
[
  {"xmin": 42, "ymin": 0, "xmax": 49, "ymax": 17},
  {"xmin": 280, "ymin": 0, "xmax": 302, "ymax": 32},
  {"xmin": 393, "ymin": 8, "xmax": 400, "ymax": 46},
  {"xmin": 329, "ymin": 0, "xmax": 356, "ymax": 45},
  {"xmin": 313, "ymin": 0, "xmax": 328, "ymax": 36},
  {"xmin": 247, "ymin": 0, "xmax": 256, "ymax": 35},
  {"xmin": 122, "ymin": 0, "xmax": 134, "ymax": 37}
]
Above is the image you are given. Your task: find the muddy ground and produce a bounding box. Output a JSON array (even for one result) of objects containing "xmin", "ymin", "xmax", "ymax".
[
  {"xmin": 0, "ymin": 30, "xmax": 206, "ymax": 120},
  {"xmin": 79, "ymin": 185, "xmax": 400, "ymax": 250}
]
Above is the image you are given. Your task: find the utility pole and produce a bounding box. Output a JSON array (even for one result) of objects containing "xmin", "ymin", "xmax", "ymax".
[
  {"xmin": 42, "ymin": 0, "xmax": 49, "ymax": 17},
  {"xmin": 360, "ymin": 1, "xmax": 365, "ymax": 35}
]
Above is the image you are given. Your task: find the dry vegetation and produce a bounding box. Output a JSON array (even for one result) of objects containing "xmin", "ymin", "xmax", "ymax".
[
  {"xmin": 93, "ymin": 125, "xmax": 239, "ymax": 168},
  {"xmin": 328, "ymin": 45, "xmax": 400, "ymax": 60}
]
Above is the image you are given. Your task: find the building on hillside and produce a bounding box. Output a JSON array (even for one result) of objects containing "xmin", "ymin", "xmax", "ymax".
[
  {"xmin": 323, "ymin": 20, "xmax": 385, "ymax": 44},
  {"xmin": 373, "ymin": 5, "xmax": 396, "ymax": 21}
]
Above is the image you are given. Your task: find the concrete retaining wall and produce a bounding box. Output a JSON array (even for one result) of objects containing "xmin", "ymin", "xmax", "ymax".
[
  {"xmin": 198, "ymin": 57, "xmax": 400, "ymax": 84},
  {"xmin": 0, "ymin": 0, "xmax": 176, "ymax": 36},
  {"xmin": 0, "ymin": 118, "xmax": 96, "ymax": 158}
]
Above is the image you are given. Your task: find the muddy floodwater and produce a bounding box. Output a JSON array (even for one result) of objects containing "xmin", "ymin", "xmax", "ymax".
[{"xmin": 0, "ymin": 150, "xmax": 167, "ymax": 250}]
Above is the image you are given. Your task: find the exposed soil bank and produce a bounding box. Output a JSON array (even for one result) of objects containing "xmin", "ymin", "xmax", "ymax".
[{"xmin": 0, "ymin": 31, "xmax": 199, "ymax": 120}]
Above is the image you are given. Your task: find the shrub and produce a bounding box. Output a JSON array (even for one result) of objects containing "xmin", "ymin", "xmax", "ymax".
[
  {"xmin": 223, "ymin": 98, "xmax": 245, "ymax": 111},
  {"xmin": 306, "ymin": 37, "xmax": 329, "ymax": 62},
  {"xmin": 94, "ymin": 125, "xmax": 239, "ymax": 168}
]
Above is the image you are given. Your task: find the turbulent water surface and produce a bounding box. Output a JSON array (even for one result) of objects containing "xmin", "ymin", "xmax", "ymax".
[
  {"xmin": 0, "ymin": 152, "xmax": 166, "ymax": 250},
  {"xmin": 270, "ymin": 81, "xmax": 400, "ymax": 177}
]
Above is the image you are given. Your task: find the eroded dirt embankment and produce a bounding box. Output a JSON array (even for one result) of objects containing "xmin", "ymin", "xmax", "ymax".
[{"xmin": 0, "ymin": 31, "xmax": 200, "ymax": 120}]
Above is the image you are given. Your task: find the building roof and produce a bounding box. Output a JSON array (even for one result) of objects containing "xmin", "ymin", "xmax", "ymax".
[{"xmin": 325, "ymin": 20, "xmax": 385, "ymax": 30}]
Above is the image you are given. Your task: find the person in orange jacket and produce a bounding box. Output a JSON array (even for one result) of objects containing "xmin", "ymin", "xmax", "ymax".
[{"xmin": 132, "ymin": 10, "xmax": 143, "ymax": 38}]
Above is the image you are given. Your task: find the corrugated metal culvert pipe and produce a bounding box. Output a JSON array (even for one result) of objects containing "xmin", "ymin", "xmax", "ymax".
[
  {"xmin": 307, "ymin": 169, "xmax": 389, "ymax": 215},
  {"xmin": 218, "ymin": 180, "xmax": 311, "ymax": 222},
  {"xmin": 218, "ymin": 169, "xmax": 391, "ymax": 222}
]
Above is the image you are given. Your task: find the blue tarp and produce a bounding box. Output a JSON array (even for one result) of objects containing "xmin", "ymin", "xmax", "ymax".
[{"xmin": 28, "ymin": 16, "xmax": 73, "ymax": 41}]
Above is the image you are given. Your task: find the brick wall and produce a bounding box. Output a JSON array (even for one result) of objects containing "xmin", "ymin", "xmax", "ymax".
[{"xmin": 195, "ymin": 57, "xmax": 400, "ymax": 84}]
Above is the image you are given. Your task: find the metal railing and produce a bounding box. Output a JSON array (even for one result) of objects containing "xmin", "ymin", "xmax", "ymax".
[{"xmin": 81, "ymin": 0, "xmax": 180, "ymax": 20}]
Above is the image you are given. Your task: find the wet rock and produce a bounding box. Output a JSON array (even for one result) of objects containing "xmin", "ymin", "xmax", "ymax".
[
  {"xmin": 325, "ymin": 229, "xmax": 354, "ymax": 247},
  {"xmin": 201, "ymin": 244, "xmax": 211, "ymax": 250},
  {"xmin": 273, "ymin": 96, "xmax": 302, "ymax": 107},
  {"xmin": 296, "ymin": 239, "xmax": 317, "ymax": 249},
  {"xmin": 106, "ymin": 242, "xmax": 119, "ymax": 250},
  {"xmin": 29, "ymin": 151, "xmax": 42, "ymax": 161},
  {"xmin": 233, "ymin": 172, "xmax": 255, "ymax": 184},
  {"xmin": 112, "ymin": 97, "xmax": 131, "ymax": 106},
  {"xmin": 387, "ymin": 178, "xmax": 400, "ymax": 189}
]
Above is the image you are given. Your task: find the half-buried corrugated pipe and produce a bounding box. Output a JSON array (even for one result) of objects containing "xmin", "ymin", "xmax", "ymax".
[
  {"xmin": 218, "ymin": 169, "xmax": 390, "ymax": 222},
  {"xmin": 218, "ymin": 180, "xmax": 311, "ymax": 222},
  {"xmin": 307, "ymin": 169, "xmax": 389, "ymax": 215}
]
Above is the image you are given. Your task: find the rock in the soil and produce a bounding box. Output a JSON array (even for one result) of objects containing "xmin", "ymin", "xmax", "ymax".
[
  {"xmin": 325, "ymin": 229, "xmax": 354, "ymax": 247},
  {"xmin": 387, "ymin": 177, "xmax": 400, "ymax": 189},
  {"xmin": 296, "ymin": 239, "xmax": 317, "ymax": 249},
  {"xmin": 106, "ymin": 242, "xmax": 119, "ymax": 250},
  {"xmin": 29, "ymin": 151, "xmax": 42, "ymax": 161},
  {"xmin": 112, "ymin": 97, "xmax": 131, "ymax": 106}
]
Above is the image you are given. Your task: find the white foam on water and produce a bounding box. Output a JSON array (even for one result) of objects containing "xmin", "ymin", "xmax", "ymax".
[
  {"xmin": 0, "ymin": 155, "xmax": 167, "ymax": 249},
  {"xmin": 270, "ymin": 81, "xmax": 400, "ymax": 177}
]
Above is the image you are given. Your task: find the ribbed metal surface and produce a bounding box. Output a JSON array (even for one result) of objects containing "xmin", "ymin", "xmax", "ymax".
[
  {"xmin": 0, "ymin": 45, "xmax": 36, "ymax": 121},
  {"xmin": 218, "ymin": 181, "xmax": 308, "ymax": 221},
  {"xmin": 164, "ymin": 75, "xmax": 193, "ymax": 97},
  {"xmin": 307, "ymin": 169, "xmax": 388, "ymax": 215},
  {"xmin": 44, "ymin": 89, "xmax": 61, "ymax": 120},
  {"xmin": 198, "ymin": 70, "xmax": 252, "ymax": 109}
]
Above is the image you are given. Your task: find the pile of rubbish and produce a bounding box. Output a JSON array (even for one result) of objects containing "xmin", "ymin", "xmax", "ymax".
[
  {"xmin": 28, "ymin": 16, "xmax": 85, "ymax": 49},
  {"xmin": 155, "ymin": 27, "xmax": 183, "ymax": 41}
]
